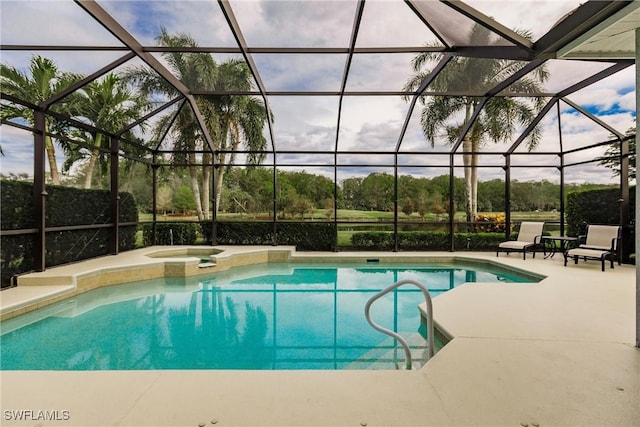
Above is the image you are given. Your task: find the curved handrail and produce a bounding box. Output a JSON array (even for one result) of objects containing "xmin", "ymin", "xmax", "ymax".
[{"xmin": 364, "ymin": 278, "xmax": 434, "ymax": 370}]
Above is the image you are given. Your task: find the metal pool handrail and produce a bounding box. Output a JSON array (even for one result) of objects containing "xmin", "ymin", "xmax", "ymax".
[{"xmin": 364, "ymin": 278, "xmax": 435, "ymax": 370}]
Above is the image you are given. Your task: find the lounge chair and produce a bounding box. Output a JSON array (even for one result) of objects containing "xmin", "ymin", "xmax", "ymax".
[
  {"xmin": 496, "ymin": 221, "xmax": 544, "ymax": 260},
  {"xmin": 563, "ymin": 224, "xmax": 621, "ymax": 271}
]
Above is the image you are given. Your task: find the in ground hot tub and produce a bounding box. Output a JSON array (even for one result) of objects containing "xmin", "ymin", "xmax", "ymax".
[{"xmin": 145, "ymin": 247, "xmax": 224, "ymax": 273}]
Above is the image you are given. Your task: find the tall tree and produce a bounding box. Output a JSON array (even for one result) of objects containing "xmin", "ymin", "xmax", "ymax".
[
  {"xmin": 125, "ymin": 29, "xmax": 268, "ymax": 220},
  {"xmin": 404, "ymin": 25, "xmax": 548, "ymax": 225},
  {"xmin": 65, "ymin": 73, "xmax": 147, "ymax": 188},
  {"xmin": 598, "ymin": 125, "xmax": 636, "ymax": 180},
  {"xmin": 125, "ymin": 30, "xmax": 216, "ymax": 220},
  {"xmin": 203, "ymin": 59, "xmax": 269, "ymax": 214},
  {"xmin": 0, "ymin": 56, "xmax": 83, "ymax": 184}
]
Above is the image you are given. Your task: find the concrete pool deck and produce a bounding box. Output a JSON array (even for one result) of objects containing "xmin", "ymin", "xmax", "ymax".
[{"xmin": 1, "ymin": 246, "xmax": 638, "ymax": 426}]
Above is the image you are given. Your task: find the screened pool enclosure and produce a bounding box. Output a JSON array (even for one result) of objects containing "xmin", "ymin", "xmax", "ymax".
[{"xmin": 0, "ymin": 1, "xmax": 637, "ymax": 278}]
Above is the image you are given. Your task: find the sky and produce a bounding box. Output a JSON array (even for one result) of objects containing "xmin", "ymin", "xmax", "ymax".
[{"xmin": 0, "ymin": 0, "xmax": 636, "ymax": 185}]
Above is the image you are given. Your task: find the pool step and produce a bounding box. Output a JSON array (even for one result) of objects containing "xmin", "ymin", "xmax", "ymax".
[{"xmin": 346, "ymin": 333, "xmax": 430, "ymax": 370}]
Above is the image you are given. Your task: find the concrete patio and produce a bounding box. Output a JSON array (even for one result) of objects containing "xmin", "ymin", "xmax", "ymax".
[{"xmin": 1, "ymin": 247, "xmax": 638, "ymax": 426}]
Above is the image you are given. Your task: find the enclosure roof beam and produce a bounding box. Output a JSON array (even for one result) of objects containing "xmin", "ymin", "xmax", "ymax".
[
  {"xmin": 190, "ymin": 90, "xmax": 557, "ymax": 97},
  {"xmin": 40, "ymin": 52, "xmax": 137, "ymax": 110},
  {"xmin": 506, "ymin": 61, "xmax": 632, "ymax": 154},
  {"xmin": 335, "ymin": 0, "xmax": 365, "ymax": 152},
  {"xmin": 117, "ymin": 96, "xmax": 184, "ymax": 136},
  {"xmin": 0, "ymin": 44, "xmax": 447, "ymax": 54},
  {"xmin": 73, "ymin": 0, "xmax": 216, "ymax": 154},
  {"xmin": 449, "ymin": 58, "xmax": 548, "ymax": 154},
  {"xmin": 1, "ymin": 92, "xmax": 151, "ymax": 152},
  {"xmin": 153, "ymin": 99, "xmax": 188, "ymax": 152},
  {"xmin": 451, "ymin": 46, "xmax": 533, "ymax": 61},
  {"xmin": 406, "ymin": 0, "xmax": 533, "ymax": 60},
  {"xmin": 404, "ymin": 1, "xmax": 449, "ymax": 49},
  {"xmin": 218, "ymin": 0, "xmax": 277, "ymax": 155},
  {"xmin": 395, "ymin": 54, "xmax": 454, "ymax": 152},
  {"xmin": 442, "ymin": 1, "xmax": 534, "ymax": 51},
  {"xmin": 534, "ymin": 0, "xmax": 633, "ymax": 59},
  {"xmin": 561, "ymin": 97, "xmax": 624, "ymax": 140}
]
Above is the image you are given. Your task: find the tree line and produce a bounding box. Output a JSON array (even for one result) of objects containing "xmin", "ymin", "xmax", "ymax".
[
  {"xmin": 2, "ymin": 165, "xmax": 614, "ymax": 218},
  {"xmin": 211, "ymin": 168, "xmax": 616, "ymax": 218}
]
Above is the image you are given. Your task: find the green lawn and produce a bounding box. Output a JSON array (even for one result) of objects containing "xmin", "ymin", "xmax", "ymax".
[
  {"xmin": 140, "ymin": 210, "xmax": 561, "ymax": 222},
  {"xmin": 137, "ymin": 210, "xmax": 562, "ymax": 248}
]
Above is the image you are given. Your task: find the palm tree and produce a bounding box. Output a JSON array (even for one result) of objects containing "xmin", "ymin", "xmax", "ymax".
[
  {"xmin": 64, "ymin": 73, "xmax": 147, "ymax": 189},
  {"xmin": 404, "ymin": 25, "xmax": 549, "ymax": 225},
  {"xmin": 203, "ymin": 59, "xmax": 269, "ymax": 213},
  {"xmin": 125, "ymin": 30, "xmax": 217, "ymax": 220},
  {"xmin": 1, "ymin": 56, "xmax": 84, "ymax": 184},
  {"xmin": 125, "ymin": 29, "xmax": 268, "ymax": 220}
]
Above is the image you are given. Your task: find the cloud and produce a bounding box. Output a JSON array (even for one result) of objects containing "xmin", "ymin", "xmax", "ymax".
[
  {"xmin": 0, "ymin": 0, "xmax": 634, "ymax": 187},
  {"xmin": 233, "ymin": 0, "xmax": 357, "ymax": 47},
  {"xmin": 98, "ymin": 0, "xmax": 236, "ymax": 47},
  {"xmin": 0, "ymin": 1, "xmax": 120, "ymax": 46},
  {"xmin": 355, "ymin": 0, "xmax": 441, "ymax": 47},
  {"xmin": 0, "ymin": 126, "xmax": 33, "ymax": 175},
  {"xmin": 272, "ymin": 96, "xmax": 332, "ymax": 126},
  {"xmin": 254, "ymin": 54, "xmax": 346, "ymax": 91},
  {"xmin": 619, "ymin": 91, "xmax": 636, "ymax": 112},
  {"xmin": 346, "ymin": 53, "xmax": 417, "ymax": 91}
]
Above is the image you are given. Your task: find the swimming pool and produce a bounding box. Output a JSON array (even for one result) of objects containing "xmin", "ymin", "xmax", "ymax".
[{"xmin": 0, "ymin": 262, "xmax": 537, "ymax": 370}]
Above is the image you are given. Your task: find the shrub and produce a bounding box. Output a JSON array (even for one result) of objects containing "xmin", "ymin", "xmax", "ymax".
[
  {"xmin": 351, "ymin": 231, "xmax": 394, "ymax": 250},
  {"xmin": 201, "ymin": 221, "xmax": 273, "ymax": 246},
  {"xmin": 200, "ymin": 221, "xmax": 335, "ymax": 250},
  {"xmin": 0, "ymin": 180, "xmax": 34, "ymax": 230},
  {"xmin": 350, "ymin": 231, "xmax": 505, "ymax": 251},
  {"xmin": 142, "ymin": 222, "xmax": 198, "ymax": 246},
  {"xmin": 0, "ymin": 180, "xmax": 138, "ymax": 287},
  {"xmin": 1, "ymin": 234, "xmax": 34, "ymax": 287},
  {"xmin": 566, "ymin": 188, "xmax": 626, "ymax": 236},
  {"xmin": 475, "ymin": 214, "xmax": 506, "ymax": 233},
  {"xmin": 566, "ymin": 186, "xmax": 635, "ymax": 263},
  {"xmin": 276, "ymin": 222, "xmax": 334, "ymax": 250}
]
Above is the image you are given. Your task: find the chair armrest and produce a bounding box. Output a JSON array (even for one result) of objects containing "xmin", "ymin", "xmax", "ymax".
[{"xmin": 610, "ymin": 237, "xmax": 620, "ymax": 251}]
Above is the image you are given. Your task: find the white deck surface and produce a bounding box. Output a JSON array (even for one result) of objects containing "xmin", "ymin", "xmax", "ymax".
[{"xmin": 1, "ymin": 247, "xmax": 638, "ymax": 426}]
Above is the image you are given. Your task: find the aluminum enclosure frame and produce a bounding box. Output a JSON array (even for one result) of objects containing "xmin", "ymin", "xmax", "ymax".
[{"xmin": 0, "ymin": 1, "xmax": 638, "ymax": 345}]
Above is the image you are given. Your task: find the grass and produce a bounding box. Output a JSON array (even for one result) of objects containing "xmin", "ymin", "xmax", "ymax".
[
  {"xmin": 508, "ymin": 211, "xmax": 562, "ymax": 221},
  {"xmin": 140, "ymin": 210, "xmax": 562, "ymax": 222},
  {"xmin": 138, "ymin": 210, "xmax": 562, "ymax": 244},
  {"xmin": 136, "ymin": 210, "xmax": 563, "ymax": 249},
  {"xmin": 337, "ymin": 231, "xmax": 355, "ymax": 246}
]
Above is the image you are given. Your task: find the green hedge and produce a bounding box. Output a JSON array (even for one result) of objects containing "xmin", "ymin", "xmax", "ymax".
[
  {"xmin": 566, "ymin": 186, "xmax": 635, "ymax": 262},
  {"xmin": 1, "ymin": 180, "xmax": 138, "ymax": 287},
  {"xmin": 1, "ymin": 180, "xmax": 35, "ymax": 230},
  {"xmin": 206, "ymin": 222, "xmax": 274, "ymax": 246},
  {"xmin": 45, "ymin": 186, "xmax": 137, "ymax": 265},
  {"xmin": 351, "ymin": 231, "xmax": 506, "ymax": 251},
  {"xmin": 1, "ymin": 234, "xmax": 35, "ymax": 288},
  {"xmin": 142, "ymin": 222, "xmax": 199, "ymax": 246},
  {"xmin": 566, "ymin": 187, "xmax": 634, "ymax": 235},
  {"xmin": 276, "ymin": 222, "xmax": 335, "ymax": 250},
  {"xmin": 200, "ymin": 221, "xmax": 335, "ymax": 251},
  {"xmin": 1, "ymin": 181, "xmax": 36, "ymax": 287}
]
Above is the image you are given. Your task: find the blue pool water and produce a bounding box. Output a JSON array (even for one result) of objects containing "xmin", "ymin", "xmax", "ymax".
[{"xmin": 0, "ymin": 262, "xmax": 537, "ymax": 370}]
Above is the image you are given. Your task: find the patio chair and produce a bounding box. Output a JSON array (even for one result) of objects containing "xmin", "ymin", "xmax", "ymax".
[
  {"xmin": 563, "ymin": 224, "xmax": 621, "ymax": 271},
  {"xmin": 496, "ymin": 221, "xmax": 544, "ymax": 260}
]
